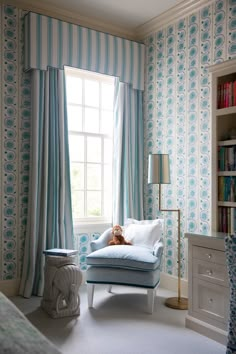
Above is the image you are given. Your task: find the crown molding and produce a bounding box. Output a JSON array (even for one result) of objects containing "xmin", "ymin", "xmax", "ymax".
[
  {"xmin": 0, "ymin": 0, "xmax": 139, "ymax": 41},
  {"xmin": 208, "ymin": 57, "xmax": 236, "ymax": 73},
  {"xmin": 135, "ymin": 0, "xmax": 216, "ymax": 40}
]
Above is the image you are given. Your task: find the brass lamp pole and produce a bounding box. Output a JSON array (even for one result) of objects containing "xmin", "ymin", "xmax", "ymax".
[{"xmin": 148, "ymin": 153, "xmax": 188, "ymax": 310}]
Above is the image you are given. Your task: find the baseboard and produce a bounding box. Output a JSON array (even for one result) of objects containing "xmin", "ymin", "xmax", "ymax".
[
  {"xmin": 186, "ymin": 315, "xmax": 227, "ymax": 345},
  {"xmin": 0, "ymin": 279, "xmax": 20, "ymax": 297},
  {"xmin": 160, "ymin": 272, "xmax": 188, "ymax": 297}
]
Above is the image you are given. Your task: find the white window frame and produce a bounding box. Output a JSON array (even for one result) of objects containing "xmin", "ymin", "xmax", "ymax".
[{"xmin": 65, "ymin": 67, "xmax": 114, "ymax": 225}]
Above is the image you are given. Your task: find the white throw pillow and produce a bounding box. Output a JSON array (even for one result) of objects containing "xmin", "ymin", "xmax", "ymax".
[
  {"xmin": 125, "ymin": 218, "xmax": 163, "ymax": 226},
  {"xmin": 124, "ymin": 221, "xmax": 163, "ymax": 248}
]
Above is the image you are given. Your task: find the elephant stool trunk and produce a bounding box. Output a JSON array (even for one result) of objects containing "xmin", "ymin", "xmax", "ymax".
[{"xmin": 41, "ymin": 255, "xmax": 82, "ymax": 318}]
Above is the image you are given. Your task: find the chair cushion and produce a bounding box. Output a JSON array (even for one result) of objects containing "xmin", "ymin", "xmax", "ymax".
[
  {"xmin": 86, "ymin": 245, "xmax": 161, "ymax": 271},
  {"xmin": 86, "ymin": 266, "xmax": 161, "ymax": 288}
]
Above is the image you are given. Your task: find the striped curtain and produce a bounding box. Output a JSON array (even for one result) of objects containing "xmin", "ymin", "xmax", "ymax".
[
  {"xmin": 19, "ymin": 68, "xmax": 74, "ymax": 297},
  {"xmin": 113, "ymin": 79, "xmax": 144, "ymax": 225}
]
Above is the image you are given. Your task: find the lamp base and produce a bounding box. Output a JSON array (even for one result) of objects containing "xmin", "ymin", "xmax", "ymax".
[{"xmin": 165, "ymin": 297, "xmax": 188, "ymax": 310}]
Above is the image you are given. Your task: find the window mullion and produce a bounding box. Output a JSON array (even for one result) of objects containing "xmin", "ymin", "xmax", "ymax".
[
  {"xmin": 101, "ymin": 137, "xmax": 104, "ymax": 217},
  {"xmin": 84, "ymin": 135, "xmax": 87, "ymax": 218}
]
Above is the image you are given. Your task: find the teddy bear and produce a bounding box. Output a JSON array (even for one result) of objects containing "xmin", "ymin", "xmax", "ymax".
[{"xmin": 108, "ymin": 225, "xmax": 132, "ymax": 246}]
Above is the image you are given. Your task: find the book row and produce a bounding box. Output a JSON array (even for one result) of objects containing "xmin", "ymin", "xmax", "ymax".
[
  {"xmin": 217, "ymin": 81, "xmax": 236, "ymax": 109},
  {"xmin": 218, "ymin": 207, "xmax": 236, "ymax": 234},
  {"xmin": 218, "ymin": 145, "xmax": 236, "ymax": 171},
  {"xmin": 218, "ymin": 176, "xmax": 236, "ymax": 202}
]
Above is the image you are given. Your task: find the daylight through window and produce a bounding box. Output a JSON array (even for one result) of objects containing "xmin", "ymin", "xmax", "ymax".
[{"xmin": 65, "ymin": 67, "xmax": 114, "ymax": 223}]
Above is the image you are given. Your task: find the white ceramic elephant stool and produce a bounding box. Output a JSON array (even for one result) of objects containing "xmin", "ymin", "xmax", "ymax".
[{"xmin": 41, "ymin": 255, "xmax": 83, "ymax": 318}]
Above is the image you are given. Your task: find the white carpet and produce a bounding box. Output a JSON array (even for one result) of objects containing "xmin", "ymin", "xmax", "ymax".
[{"xmin": 11, "ymin": 285, "xmax": 226, "ymax": 354}]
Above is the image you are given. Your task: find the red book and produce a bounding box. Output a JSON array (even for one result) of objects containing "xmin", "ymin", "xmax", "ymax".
[{"xmin": 234, "ymin": 81, "xmax": 236, "ymax": 106}]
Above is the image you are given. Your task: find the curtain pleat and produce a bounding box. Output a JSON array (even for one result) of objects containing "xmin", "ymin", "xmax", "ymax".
[
  {"xmin": 19, "ymin": 68, "xmax": 74, "ymax": 298},
  {"xmin": 113, "ymin": 78, "xmax": 144, "ymax": 225}
]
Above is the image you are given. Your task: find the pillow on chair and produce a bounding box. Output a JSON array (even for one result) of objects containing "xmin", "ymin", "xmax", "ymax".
[
  {"xmin": 125, "ymin": 218, "xmax": 163, "ymax": 226},
  {"xmin": 124, "ymin": 221, "xmax": 163, "ymax": 249}
]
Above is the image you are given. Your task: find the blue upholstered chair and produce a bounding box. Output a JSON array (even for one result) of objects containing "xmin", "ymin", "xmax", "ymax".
[{"xmin": 86, "ymin": 220, "xmax": 164, "ymax": 313}]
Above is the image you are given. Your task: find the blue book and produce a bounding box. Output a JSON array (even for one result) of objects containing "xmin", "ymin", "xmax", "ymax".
[{"xmin": 43, "ymin": 248, "xmax": 78, "ymax": 256}]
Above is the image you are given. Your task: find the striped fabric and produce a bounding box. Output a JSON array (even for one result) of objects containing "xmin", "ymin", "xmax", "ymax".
[
  {"xmin": 113, "ymin": 78, "xmax": 144, "ymax": 225},
  {"xmin": 19, "ymin": 68, "xmax": 74, "ymax": 297},
  {"xmin": 24, "ymin": 12, "xmax": 145, "ymax": 90}
]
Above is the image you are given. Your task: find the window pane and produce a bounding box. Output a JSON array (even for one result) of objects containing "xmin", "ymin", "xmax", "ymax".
[
  {"xmin": 87, "ymin": 164, "xmax": 101, "ymax": 190},
  {"xmin": 84, "ymin": 107, "xmax": 99, "ymax": 133},
  {"xmin": 85, "ymin": 80, "xmax": 99, "ymax": 107},
  {"xmin": 101, "ymin": 110, "xmax": 113, "ymax": 135},
  {"xmin": 104, "ymin": 138, "xmax": 112, "ymax": 163},
  {"xmin": 87, "ymin": 137, "xmax": 101, "ymax": 162},
  {"xmin": 67, "ymin": 105, "xmax": 82, "ymax": 132},
  {"xmin": 104, "ymin": 164, "xmax": 112, "ymax": 192},
  {"xmin": 66, "ymin": 76, "xmax": 82, "ymax": 104},
  {"xmin": 104, "ymin": 191, "xmax": 112, "ymax": 218},
  {"xmin": 87, "ymin": 191, "xmax": 101, "ymax": 216},
  {"xmin": 70, "ymin": 163, "xmax": 84, "ymax": 189},
  {"xmin": 69, "ymin": 135, "xmax": 84, "ymax": 162},
  {"xmin": 101, "ymin": 83, "xmax": 114, "ymax": 110},
  {"xmin": 72, "ymin": 191, "xmax": 84, "ymax": 218}
]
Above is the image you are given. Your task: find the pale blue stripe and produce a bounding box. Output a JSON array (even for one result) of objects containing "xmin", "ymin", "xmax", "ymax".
[
  {"xmin": 58, "ymin": 21, "xmax": 63, "ymax": 68},
  {"xmin": 121, "ymin": 39, "xmax": 126, "ymax": 84},
  {"xmin": 114, "ymin": 36, "xmax": 118, "ymax": 77},
  {"xmin": 87, "ymin": 29, "xmax": 92, "ymax": 70},
  {"xmin": 68, "ymin": 23, "xmax": 73, "ymax": 67},
  {"xmin": 137, "ymin": 45, "xmax": 142, "ymax": 92},
  {"xmin": 130, "ymin": 41, "xmax": 134, "ymax": 85},
  {"xmin": 96, "ymin": 31, "xmax": 100, "ymax": 73},
  {"xmin": 104, "ymin": 33, "xmax": 109, "ymax": 74},
  {"xmin": 36, "ymin": 15, "xmax": 41, "ymax": 69},
  {"xmin": 48, "ymin": 17, "xmax": 52, "ymax": 66},
  {"xmin": 78, "ymin": 26, "xmax": 82, "ymax": 68}
]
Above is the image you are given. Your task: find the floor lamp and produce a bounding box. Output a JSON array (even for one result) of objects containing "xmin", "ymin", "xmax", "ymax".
[{"xmin": 148, "ymin": 153, "xmax": 188, "ymax": 310}]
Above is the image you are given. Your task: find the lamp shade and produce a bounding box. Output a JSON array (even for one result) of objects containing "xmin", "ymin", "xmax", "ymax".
[{"xmin": 148, "ymin": 154, "xmax": 170, "ymax": 184}]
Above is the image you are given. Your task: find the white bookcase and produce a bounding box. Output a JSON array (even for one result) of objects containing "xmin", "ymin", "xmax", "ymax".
[{"xmin": 209, "ymin": 58, "xmax": 236, "ymax": 234}]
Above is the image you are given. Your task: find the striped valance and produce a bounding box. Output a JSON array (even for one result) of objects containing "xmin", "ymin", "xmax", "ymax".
[{"xmin": 24, "ymin": 12, "xmax": 145, "ymax": 90}]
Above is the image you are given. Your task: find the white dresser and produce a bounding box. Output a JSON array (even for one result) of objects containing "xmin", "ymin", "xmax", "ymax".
[{"xmin": 185, "ymin": 232, "xmax": 229, "ymax": 345}]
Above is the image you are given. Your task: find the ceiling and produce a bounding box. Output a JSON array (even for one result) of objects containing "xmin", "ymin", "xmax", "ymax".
[
  {"xmin": 35, "ymin": 0, "xmax": 183, "ymax": 29},
  {"xmin": 12, "ymin": 0, "xmax": 185, "ymax": 39}
]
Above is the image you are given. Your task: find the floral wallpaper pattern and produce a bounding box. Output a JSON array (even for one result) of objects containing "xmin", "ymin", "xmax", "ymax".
[
  {"xmin": 144, "ymin": 0, "xmax": 236, "ymax": 278},
  {"xmin": 0, "ymin": 5, "xmax": 30, "ymax": 281}
]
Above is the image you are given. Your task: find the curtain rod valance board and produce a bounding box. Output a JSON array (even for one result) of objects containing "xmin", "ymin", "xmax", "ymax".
[{"xmin": 24, "ymin": 12, "xmax": 145, "ymax": 91}]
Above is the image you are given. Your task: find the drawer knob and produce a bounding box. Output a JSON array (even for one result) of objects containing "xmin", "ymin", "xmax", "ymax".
[
  {"xmin": 206, "ymin": 269, "xmax": 213, "ymax": 276},
  {"xmin": 206, "ymin": 253, "xmax": 212, "ymax": 259},
  {"xmin": 208, "ymin": 298, "xmax": 213, "ymax": 303}
]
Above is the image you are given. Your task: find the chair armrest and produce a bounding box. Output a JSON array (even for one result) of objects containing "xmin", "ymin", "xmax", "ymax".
[
  {"xmin": 153, "ymin": 239, "xmax": 164, "ymax": 258},
  {"xmin": 90, "ymin": 227, "xmax": 113, "ymax": 252}
]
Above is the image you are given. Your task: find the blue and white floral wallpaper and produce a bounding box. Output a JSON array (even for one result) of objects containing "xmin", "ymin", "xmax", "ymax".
[
  {"xmin": 1, "ymin": 0, "xmax": 236, "ymax": 286},
  {"xmin": 0, "ymin": 5, "xmax": 30, "ymax": 282},
  {"xmin": 144, "ymin": 0, "xmax": 236, "ymax": 279}
]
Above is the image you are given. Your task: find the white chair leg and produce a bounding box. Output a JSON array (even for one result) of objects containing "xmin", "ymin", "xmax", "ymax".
[
  {"xmin": 87, "ymin": 283, "xmax": 95, "ymax": 308},
  {"xmin": 107, "ymin": 285, "xmax": 112, "ymax": 293},
  {"xmin": 147, "ymin": 288, "xmax": 155, "ymax": 314}
]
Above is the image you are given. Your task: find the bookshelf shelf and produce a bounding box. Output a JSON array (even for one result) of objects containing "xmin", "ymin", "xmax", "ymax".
[
  {"xmin": 218, "ymin": 171, "xmax": 236, "ymax": 176},
  {"xmin": 216, "ymin": 106, "xmax": 236, "ymax": 116},
  {"xmin": 218, "ymin": 201, "xmax": 236, "ymax": 207},
  {"xmin": 209, "ymin": 58, "xmax": 236, "ymax": 234},
  {"xmin": 218, "ymin": 139, "xmax": 236, "ymax": 146}
]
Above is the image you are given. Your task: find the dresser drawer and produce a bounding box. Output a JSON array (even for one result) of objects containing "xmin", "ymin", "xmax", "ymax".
[
  {"xmin": 193, "ymin": 245, "xmax": 226, "ymax": 265},
  {"xmin": 193, "ymin": 259, "xmax": 228, "ymax": 287},
  {"xmin": 193, "ymin": 278, "xmax": 229, "ymax": 325}
]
